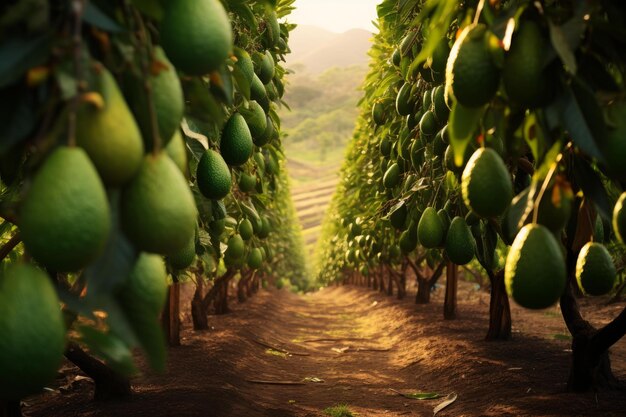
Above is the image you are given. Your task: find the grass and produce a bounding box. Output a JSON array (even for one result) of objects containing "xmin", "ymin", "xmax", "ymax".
[{"xmin": 323, "ymin": 404, "xmax": 356, "ymax": 417}]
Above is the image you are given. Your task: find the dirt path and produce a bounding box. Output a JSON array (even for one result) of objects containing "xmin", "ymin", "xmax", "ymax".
[{"xmin": 28, "ymin": 285, "xmax": 626, "ymax": 417}]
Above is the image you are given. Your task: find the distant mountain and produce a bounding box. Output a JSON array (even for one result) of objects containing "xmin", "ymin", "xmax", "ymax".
[{"xmin": 287, "ymin": 25, "xmax": 372, "ymax": 74}]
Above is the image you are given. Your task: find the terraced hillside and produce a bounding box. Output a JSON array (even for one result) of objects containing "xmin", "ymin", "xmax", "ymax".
[{"xmin": 288, "ymin": 159, "xmax": 339, "ymax": 255}]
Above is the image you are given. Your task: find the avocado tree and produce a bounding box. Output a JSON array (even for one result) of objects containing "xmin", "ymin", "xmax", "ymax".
[
  {"xmin": 318, "ymin": 0, "xmax": 626, "ymax": 392},
  {"xmin": 0, "ymin": 0, "xmax": 305, "ymax": 414}
]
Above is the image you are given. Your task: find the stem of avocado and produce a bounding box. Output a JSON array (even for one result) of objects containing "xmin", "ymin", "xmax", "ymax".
[{"xmin": 67, "ymin": 0, "xmax": 85, "ymax": 148}]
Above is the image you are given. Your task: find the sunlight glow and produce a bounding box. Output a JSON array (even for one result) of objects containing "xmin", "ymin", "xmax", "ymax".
[{"xmin": 289, "ymin": 0, "xmax": 380, "ymax": 33}]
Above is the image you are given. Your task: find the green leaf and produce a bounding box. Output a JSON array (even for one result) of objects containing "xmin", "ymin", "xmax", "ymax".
[
  {"xmin": 546, "ymin": 2, "xmax": 588, "ymax": 72},
  {"xmin": 193, "ymin": 188, "xmax": 213, "ymax": 223},
  {"xmin": 241, "ymin": 200, "xmax": 261, "ymax": 223},
  {"xmin": 412, "ymin": 0, "xmax": 456, "ymax": 64},
  {"xmin": 387, "ymin": 200, "xmax": 406, "ymax": 218},
  {"xmin": 83, "ymin": 3, "xmax": 125, "ymax": 33},
  {"xmin": 83, "ymin": 191, "xmax": 138, "ymax": 295},
  {"xmin": 572, "ymin": 154, "xmax": 612, "ymax": 221},
  {"xmin": 552, "ymin": 81, "xmax": 604, "ymax": 162},
  {"xmin": 548, "ymin": 23, "xmax": 577, "ymax": 74},
  {"xmin": 78, "ymin": 326, "xmax": 137, "ymax": 376},
  {"xmin": 186, "ymin": 135, "xmax": 208, "ymax": 163},
  {"xmin": 0, "ymin": 34, "xmax": 51, "ymax": 88},
  {"xmin": 183, "ymin": 78, "xmax": 226, "ymax": 124},
  {"xmin": 403, "ymin": 392, "xmax": 442, "ymax": 400},
  {"xmin": 54, "ymin": 65, "xmax": 78, "ymax": 100},
  {"xmin": 570, "ymin": 77, "xmax": 607, "ymax": 148},
  {"xmin": 522, "ymin": 113, "xmax": 546, "ymax": 163},
  {"xmin": 131, "ymin": 0, "xmax": 163, "ymax": 21},
  {"xmin": 123, "ymin": 308, "xmax": 167, "ymax": 372},
  {"xmin": 449, "ymin": 101, "xmax": 485, "ymax": 167},
  {"xmin": 210, "ymin": 64, "xmax": 235, "ymax": 105},
  {"xmin": 532, "ymin": 140, "xmax": 563, "ymax": 180},
  {"xmin": 473, "ymin": 221, "xmax": 497, "ymax": 273},
  {"xmin": 213, "ymin": 200, "xmax": 228, "ymax": 220},
  {"xmin": 231, "ymin": 3, "xmax": 258, "ymax": 34},
  {"xmin": 376, "ymin": 1, "xmax": 396, "ymax": 19},
  {"xmin": 103, "ymin": 294, "xmax": 167, "ymax": 373}
]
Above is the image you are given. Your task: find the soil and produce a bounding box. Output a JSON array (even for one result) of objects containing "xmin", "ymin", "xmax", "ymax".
[{"xmin": 25, "ymin": 280, "xmax": 626, "ymax": 417}]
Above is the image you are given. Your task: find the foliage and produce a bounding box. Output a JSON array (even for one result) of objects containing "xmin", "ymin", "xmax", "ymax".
[
  {"xmin": 281, "ymin": 65, "xmax": 367, "ymax": 163},
  {"xmin": 0, "ymin": 0, "xmax": 307, "ymax": 397},
  {"xmin": 316, "ymin": 0, "xmax": 626, "ymax": 388}
]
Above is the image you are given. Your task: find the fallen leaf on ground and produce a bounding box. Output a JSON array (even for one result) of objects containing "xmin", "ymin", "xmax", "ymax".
[
  {"xmin": 433, "ymin": 392, "xmax": 457, "ymax": 416},
  {"xmin": 332, "ymin": 346, "xmax": 350, "ymax": 353},
  {"xmin": 302, "ymin": 377, "xmax": 324, "ymax": 383},
  {"xmin": 389, "ymin": 389, "xmax": 442, "ymax": 400}
]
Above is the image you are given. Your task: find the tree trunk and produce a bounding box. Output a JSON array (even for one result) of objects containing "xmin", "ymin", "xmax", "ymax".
[
  {"xmin": 238, "ymin": 272, "xmax": 253, "ymax": 303},
  {"xmin": 237, "ymin": 278, "xmax": 247, "ymax": 302},
  {"xmin": 214, "ymin": 278, "xmax": 230, "ymax": 315},
  {"xmin": 386, "ymin": 264, "xmax": 406, "ymax": 299},
  {"xmin": 162, "ymin": 283, "xmax": 181, "ymax": 346},
  {"xmin": 373, "ymin": 268, "xmax": 379, "ymax": 290},
  {"xmin": 247, "ymin": 274, "xmax": 255, "ymax": 297},
  {"xmin": 398, "ymin": 273, "xmax": 406, "ymax": 300},
  {"xmin": 191, "ymin": 279, "xmax": 208, "ymax": 330},
  {"xmin": 416, "ymin": 277, "xmax": 431, "ymax": 304},
  {"xmin": 431, "ymin": 264, "xmax": 444, "ymax": 288},
  {"xmin": 561, "ymin": 280, "xmax": 626, "ymax": 391},
  {"xmin": 408, "ymin": 258, "xmax": 429, "ymax": 304},
  {"xmin": 485, "ymin": 270, "xmax": 512, "ymax": 341},
  {"xmin": 192, "ymin": 270, "xmax": 236, "ymax": 325},
  {"xmin": 444, "ymin": 261, "xmax": 458, "ymax": 320},
  {"xmin": 251, "ymin": 274, "xmax": 260, "ymax": 293},
  {"xmin": 379, "ymin": 267, "xmax": 386, "ymax": 293},
  {"xmin": 413, "ymin": 261, "xmax": 444, "ymax": 304},
  {"xmin": 64, "ymin": 343, "xmax": 132, "ymax": 401},
  {"xmin": 0, "ymin": 401, "xmax": 21, "ymax": 417}
]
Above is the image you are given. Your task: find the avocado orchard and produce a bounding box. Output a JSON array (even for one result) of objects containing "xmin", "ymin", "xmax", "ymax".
[
  {"xmin": 0, "ymin": 0, "xmax": 307, "ymax": 411},
  {"xmin": 317, "ymin": 0, "xmax": 626, "ymax": 392}
]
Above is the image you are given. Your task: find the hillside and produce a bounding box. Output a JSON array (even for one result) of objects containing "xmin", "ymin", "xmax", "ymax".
[
  {"xmin": 282, "ymin": 26, "xmax": 370, "ymax": 256},
  {"xmin": 287, "ymin": 25, "xmax": 372, "ymax": 73}
]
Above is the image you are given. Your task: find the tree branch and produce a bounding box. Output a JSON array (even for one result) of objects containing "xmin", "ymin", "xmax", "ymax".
[
  {"xmin": 67, "ymin": 0, "xmax": 85, "ymax": 148},
  {"xmin": 462, "ymin": 265, "xmax": 485, "ymax": 287},
  {"xmin": 406, "ymin": 257, "xmax": 424, "ymax": 280},
  {"xmin": 201, "ymin": 269, "xmax": 236, "ymax": 310},
  {"xmin": 0, "ymin": 210, "xmax": 18, "ymax": 225},
  {"xmin": 0, "ymin": 233, "xmax": 21, "ymax": 262},
  {"xmin": 560, "ymin": 280, "xmax": 594, "ymax": 336},
  {"xmin": 64, "ymin": 342, "xmax": 131, "ymax": 401},
  {"xmin": 431, "ymin": 261, "xmax": 445, "ymax": 281},
  {"xmin": 591, "ymin": 305, "xmax": 626, "ymax": 356},
  {"xmin": 385, "ymin": 263, "xmax": 403, "ymax": 278}
]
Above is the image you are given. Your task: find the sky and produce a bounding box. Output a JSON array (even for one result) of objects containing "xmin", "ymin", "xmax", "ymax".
[{"xmin": 289, "ymin": 0, "xmax": 380, "ymax": 33}]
